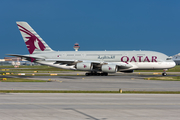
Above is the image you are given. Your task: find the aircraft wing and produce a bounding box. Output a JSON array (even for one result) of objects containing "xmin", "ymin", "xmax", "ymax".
[
  {"xmin": 7, "ymin": 55, "xmax": 133, "ymax": 69},
  {"xmin": 45, "ymin": 59, "xmax": 133, "ymax": 69}
]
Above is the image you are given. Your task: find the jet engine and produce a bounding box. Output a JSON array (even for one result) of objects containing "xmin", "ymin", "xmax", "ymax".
[
  {"xmin": 76, "ymin": 62, "xmax": 93, "ymax": 71},
  {"xmin": 101, "ymin": 64, "xmax": 117, "ymax": 73}
]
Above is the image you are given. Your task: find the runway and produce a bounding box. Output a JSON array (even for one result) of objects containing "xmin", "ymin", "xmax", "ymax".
[
  {"xmin": 0, "ymin": 93, "xmax": 180, "ymax": 120},
  {"xmin": 0, "ymin": 74, "xmax": 180, "ymax": 91},
  {"xmin": 1, "ymin": 74, "xmax": 180, "ymax": 120}
]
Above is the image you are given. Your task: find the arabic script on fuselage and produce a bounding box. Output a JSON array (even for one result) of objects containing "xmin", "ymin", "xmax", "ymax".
[{"xmin": 98, "ymin": 55, "xmax": 115, "ymax": 59}]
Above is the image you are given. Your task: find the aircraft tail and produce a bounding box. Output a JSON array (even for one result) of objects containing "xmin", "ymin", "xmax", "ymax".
[{"xmin": 16, "ymin": 21, "xmax": 53, "ymax": 54}]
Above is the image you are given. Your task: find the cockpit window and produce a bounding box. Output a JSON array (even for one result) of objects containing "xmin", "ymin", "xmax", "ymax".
[{"xmin": 166, "ymin": 58, "xmax": 172, "ymax": 60}]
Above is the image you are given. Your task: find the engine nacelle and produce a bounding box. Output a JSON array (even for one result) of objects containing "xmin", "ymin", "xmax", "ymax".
[
  {"xmin": 101, "ymin": 64, "xmax": 117, "ymax": 73},
  {"xmin": 76, "ymin": 62, "xmax": 92, "ymax": 71},
  {"xmin": 120, "ymin": 70, "xmax": 134, "ymax": 73}
]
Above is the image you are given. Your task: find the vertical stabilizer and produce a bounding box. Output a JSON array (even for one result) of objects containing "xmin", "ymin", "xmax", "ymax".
[{"xmin": 16, "ymin": 21, "xmax": 53, "ymax": 54}]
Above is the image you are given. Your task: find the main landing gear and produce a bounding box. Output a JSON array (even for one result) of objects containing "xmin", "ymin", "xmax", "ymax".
[
  {"xmin": 85, "ymin": 72, "xmax": 108, "ymax": 76},
  {"xmin": 162, "ymin": 69, "xmax": 167, "ymax": 76}
]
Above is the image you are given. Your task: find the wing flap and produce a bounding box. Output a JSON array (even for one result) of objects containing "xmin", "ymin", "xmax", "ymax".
[{"xmin": 45, "ymin": 59, "xmax": 102, "ymax": 64}]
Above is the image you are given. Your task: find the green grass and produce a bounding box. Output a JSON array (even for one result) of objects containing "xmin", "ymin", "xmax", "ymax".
[
  {"xmin": 145, "ymin": 76, "xmax": 180, "ymax": 81},
  {"xmin": 0, "ymin": 73, "xmax": 83, "ymax": 76},
  {"xmin": 1, "ymin": 65, "xmax": 180, "ymax": 72},
  {"xmin": 135, "ymin": 65, "xmax": 180, "ymax": 72},
  {"xmin": 0, "ymin": 90, "xmax": 180, "ymax": 94},
  {"xmin": 0, "ymin": 65, "xmax": 73, "ymax": 72},
  {"xmin": 0, "ymin": 78, "xmax": 47, "ymax": 82}
]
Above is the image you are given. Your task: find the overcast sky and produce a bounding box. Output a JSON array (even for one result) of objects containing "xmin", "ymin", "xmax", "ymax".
[{"xmin": 0, "ymin": 0, "xmax": 180, "ymax": 58}]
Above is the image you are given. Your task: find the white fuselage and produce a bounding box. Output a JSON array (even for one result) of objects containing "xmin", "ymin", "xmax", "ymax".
[{"xmin": 31, "ymin": 50, "xmax": 175, "ymax": 71}]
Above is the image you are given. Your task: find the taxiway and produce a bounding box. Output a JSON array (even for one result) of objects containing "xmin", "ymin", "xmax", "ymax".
[
  {"xmin": 0, "ymin": 93, "xmax": 180, "ymax": 120},
  {"xmin": 0, "ymin": 74, "xmax": 180, "ymax": 91}
]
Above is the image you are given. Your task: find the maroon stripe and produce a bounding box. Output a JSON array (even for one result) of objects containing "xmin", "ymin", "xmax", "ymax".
[
  {"xmin": 19, "ymin": 29, "xmax": 33, "ymax": 36},
  {"xmin": 17, "ymin": 24, "xmax": 34, "ymax": 36}
]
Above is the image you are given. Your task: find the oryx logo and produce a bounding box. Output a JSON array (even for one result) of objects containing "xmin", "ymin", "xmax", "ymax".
[
  {"xmin": 17, "ymin": 24, "xmax": 46, "ymax": 54},
  {"xmin": 108, "ymin": 66, "xmax": 112, "ymax": 70},
  {"xmin": 83, "ymin": 64, "xmax": 87, "ymax": 68},
  {"xmin": 30, "ymin": 57, "xmax": 36, "ymax": 62}
]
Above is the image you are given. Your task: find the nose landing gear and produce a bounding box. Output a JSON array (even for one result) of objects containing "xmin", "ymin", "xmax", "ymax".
[{"xmin": 162, "ymin": 69, "xmax": 167, "ymax": 76}]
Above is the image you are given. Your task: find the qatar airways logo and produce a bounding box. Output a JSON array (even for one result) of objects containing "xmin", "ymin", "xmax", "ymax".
[
  {"xmin": 108, "ymin": 66, "xmax": 112, "ymax": 70},
  {"xmin": 121, "ymin": 56, "xmax": 157, "ymax": 63},
  {"xmin": 17, "ymin": 24, "xmax": 46, "ymax": 54}
]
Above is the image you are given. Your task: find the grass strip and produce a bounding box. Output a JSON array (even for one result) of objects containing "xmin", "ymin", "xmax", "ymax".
[
  {"xmin": 135, "ymin": 65, "xmax": 180, "ymax": 72},
  {"xmin": 0, "ymin": 66, "xmax": 73, "ymax": 71},
  {"xmin": 0, "ymin": 78, "xmax": 47, "ymax": 82},
  {"xmin": 1, "ymin": 74, "xmax": 83, "ymax": 76},
  {"xmin": 0, "ymin": 90, "xmax": 180, "ymax": 94},
  {"xmin": 1, "ymin": 65, "xmax": 180, "ymax": 72},
  {"xmin": 145, "ymin": 76, "xmax": 180, "ymax": 81}
]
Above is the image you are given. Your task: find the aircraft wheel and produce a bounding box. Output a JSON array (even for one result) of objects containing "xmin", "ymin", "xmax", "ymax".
[
  {"xmin": 162, "ymin": 73, "xmax": 167, "ymax": 76},
  {"xmin": 87, "ymin": 72, "xmax": 107, "ymax": 76},
  {"xmin": 100, "ymin": 73, "xmax": 104, "ymax": 76},
  {"xmin": 101, "ymin": 73, "xmax": 108, "ymax": 76},
  {"xmin": 85, "ymin": 73, "xmax": 89, "ymax": 76}
]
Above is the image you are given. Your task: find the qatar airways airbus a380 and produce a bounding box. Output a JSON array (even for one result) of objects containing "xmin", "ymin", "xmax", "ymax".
[{"xmin": 8, "ymin": 21, "xmax": 175, "ymax": 76}]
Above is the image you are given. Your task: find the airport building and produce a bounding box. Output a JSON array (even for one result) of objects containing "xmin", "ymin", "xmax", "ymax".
[
  {"xmin": 0, "ymin": 57, "xmax": 39, "ymax": 66},
  {"xmin": 172, "ymin": 53, "xmax": 180, "ymax": 65}
]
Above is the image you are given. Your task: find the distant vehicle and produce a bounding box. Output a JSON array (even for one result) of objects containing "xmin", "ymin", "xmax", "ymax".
[{"xmin": 8, "ymin": 22, "xmax": 175, "ymax": 76}]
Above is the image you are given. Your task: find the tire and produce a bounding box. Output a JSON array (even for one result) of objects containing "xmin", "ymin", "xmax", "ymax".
[
  {"xmin": 162, "ymin": 73, "xmax": 167, "ymax": 76},
  {"xmin": 85, "ymin": 73, "xmax": 89, "ymax": 76}
]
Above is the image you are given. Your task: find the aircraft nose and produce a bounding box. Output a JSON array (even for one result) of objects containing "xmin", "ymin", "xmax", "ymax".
[{"xmin": 170, "ymin": 61, "xmax": 176, "ymax": 68}]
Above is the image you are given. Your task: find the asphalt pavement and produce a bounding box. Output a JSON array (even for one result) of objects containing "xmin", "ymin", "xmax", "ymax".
[
  {"xmin": 0, "ymin": 73, "xmax": 180, "ymax": 91},
  {"xmin": 0, "ymin": 93, "xmax": 180, "ymax": 120}
]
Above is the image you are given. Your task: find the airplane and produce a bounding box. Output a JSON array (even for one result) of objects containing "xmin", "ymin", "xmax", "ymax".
[{"xmin": 8, "ymin": 21, "xmax": 176, "ymax": 76}]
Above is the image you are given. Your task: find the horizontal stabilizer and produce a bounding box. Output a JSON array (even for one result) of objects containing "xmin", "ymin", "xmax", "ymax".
[{"xmin": 7, "ymin": 54, "xmax": 45, "ymax": 62}]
